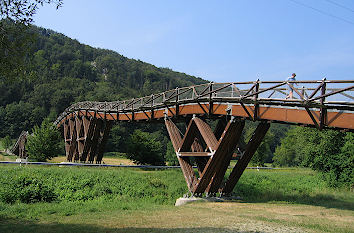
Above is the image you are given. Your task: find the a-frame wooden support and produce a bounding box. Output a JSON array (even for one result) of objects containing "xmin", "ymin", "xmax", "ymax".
[
  {"xmin": 63, "ymin": 116, "xmax": 112, "ymax": 164},
  {"xmin": 165, "ymin": 116, "xmax": 270, "ymax": 196}
]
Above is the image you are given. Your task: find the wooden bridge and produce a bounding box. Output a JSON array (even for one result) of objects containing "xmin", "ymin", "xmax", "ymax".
[{"xmin": 53, "ymin": 79, "xmax": 353, "ymax": 196}]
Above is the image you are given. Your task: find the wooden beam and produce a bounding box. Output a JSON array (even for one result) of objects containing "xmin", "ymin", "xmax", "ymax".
[
  {"xmin": 178, "ymin": 152, "xmax": 212, "ymax": 157},
  {"xmin": 206, "ymin": 120, "xmax": 245, "ymax": 194},
  {"xmin": 165, "ymin": 119, "xmax": 197, "ymax": 191},
  {"xmin": 193, "ymin": 117, "xmax": 218, "ymax": 152},
  {"xmin": 222, "ymin": 122, "xmax": 270, "ymax": 194},
  {"xmin": 96, "ymin": 121, "xmax": 113, "ymax": 164}
]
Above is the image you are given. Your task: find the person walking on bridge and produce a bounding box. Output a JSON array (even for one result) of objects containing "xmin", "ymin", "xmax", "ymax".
[{"xmin": 286, "ymin": 73, "xmax": 297, "ymax": 99}]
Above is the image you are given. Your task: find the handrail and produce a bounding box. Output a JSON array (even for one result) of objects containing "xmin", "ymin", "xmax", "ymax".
[{"xmin": 54, "ymin": 80, "xmax": 354, "ymax": 125}]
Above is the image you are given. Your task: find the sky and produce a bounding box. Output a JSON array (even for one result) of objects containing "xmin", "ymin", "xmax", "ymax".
[{"xmin": 33, "ymin": 0, "xmax": 354, "ymax": 82}]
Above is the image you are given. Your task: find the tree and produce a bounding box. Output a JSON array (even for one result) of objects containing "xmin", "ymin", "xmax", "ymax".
[
  {"xmin": 126, "ymin": 130, "xmax": 164, "ymax": 166},
  {"xmin": 273, "ymin": 127, "xmax": 299, "ymax": 167},
  {"xmin": 26, "ymin": 119, "xmax": 62, "ymax": 161},
  {"xmin": 273, "ymin": 126, "xmax": 353, "ymax": 187},
  {"xmin": 244, "ymin": 122, "xmax": 274, "ymax": 166},
  {"xmin": 2, "ymin": 135, "xmax": 12, "ymax": 151},
  {"xmin": 165, "ymin": 141, "xmax": 179, "ymax": 166},
  {"xmin": 1, "ymin": 0, "xmax": 63, "ymax": 81},
  {"xmin": 1, "ymin": 0, "xmax": 63, "ymax": 25}
]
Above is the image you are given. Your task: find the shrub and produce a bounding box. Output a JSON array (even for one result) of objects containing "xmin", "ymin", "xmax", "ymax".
[
  {"xmin": 0, "ymin": 174, "xmax": 56, "ymax": 204},
  {"xmin": 27, "ymin": 120, "xmax": 62, "ymax": 162},
  {"xmin": 126, "ymin": 129, "xmax": 165, "ymax": 165}
]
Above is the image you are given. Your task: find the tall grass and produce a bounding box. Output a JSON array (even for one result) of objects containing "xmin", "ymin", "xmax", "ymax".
[{"xmin": 0, "ymin": 165, "xmax": 352, "ymax": 220}]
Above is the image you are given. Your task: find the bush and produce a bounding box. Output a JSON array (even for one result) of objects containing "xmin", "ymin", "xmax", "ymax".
[
  {"xmin": 0, "ymin": 174, "xmax": 56, "ymax": 204},
  {"xmin": 27, "ymin": 120, "xmax": 62, "ymax": 162},
  {"xmin": 126, "ymin": 129, "xmax": 165, "ymax": 165},
  {"xmin": 0, "ymin": 166, "xmax": 187, "ymax": 205},
  {"xmin": 2, "ymin": 136, "xmax": 12, "ymax": 151}
]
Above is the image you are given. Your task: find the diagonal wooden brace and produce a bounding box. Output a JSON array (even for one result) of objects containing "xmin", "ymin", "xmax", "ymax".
[
  {"xmin": 206, "ymin": 119, "xmax": 245, "ymax": 194},
  {"xmin": 165, "ymin": 119, "xmax": 196, "ymax": 191},
  {"xmin": 221, "ymin": 122, "xmax": 270, "ymax": 194},
  {"xmin": 192, "ymin": 118, "xmax": 245, "ymax": 194}
]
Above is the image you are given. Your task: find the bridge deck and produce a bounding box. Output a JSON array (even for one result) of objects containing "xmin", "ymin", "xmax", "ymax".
[{"xmin": 56, "ymin": 80, "xmax": 354, "ymax": 131}]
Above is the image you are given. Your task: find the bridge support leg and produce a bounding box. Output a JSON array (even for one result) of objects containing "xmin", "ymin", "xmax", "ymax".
[
  {"xmin": 63, "ymin": 116, "xmax": 112, "ymax": 163},
  {"xmin": 165, "ymin": 117, "xmax": 270, "ymax": 196},
  {"xmin": 221, "ymin": 122, "xmax": 270, "ymax": 194},
  {"xmin": 96, "ymin": 121, "xmax": 113, "ymax": 164},
  {"xmin": 165, "ymin": 119, "xmax": 196, "ymax": 192}
]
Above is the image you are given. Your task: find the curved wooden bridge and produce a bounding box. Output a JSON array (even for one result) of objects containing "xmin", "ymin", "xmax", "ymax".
[{"xmin": 55, "ymin": 79, "xmax": 354, "ymax": 196}]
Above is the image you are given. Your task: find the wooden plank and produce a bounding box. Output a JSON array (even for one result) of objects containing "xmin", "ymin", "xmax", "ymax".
[
  {"xmin": 193, "ymin": 117, "xmax": 218, "ymax": 152},
  {"xmin": 178, "ymin": 152, "xmax": 212, "ymax": 157}
]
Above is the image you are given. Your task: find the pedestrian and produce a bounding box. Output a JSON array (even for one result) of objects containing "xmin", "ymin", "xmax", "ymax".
[{"xmin": 286, "ymin": 73, "xmax": 297, "ymax": 99}]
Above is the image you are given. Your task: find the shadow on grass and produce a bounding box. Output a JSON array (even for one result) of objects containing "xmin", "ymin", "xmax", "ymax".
[
  {"xmin": 235, "ymin": 183, "xmax": 354, "ymax": 211},
  {"xmin": 0, "ymin": 217, "xmax": 252, "ymax": 233}
]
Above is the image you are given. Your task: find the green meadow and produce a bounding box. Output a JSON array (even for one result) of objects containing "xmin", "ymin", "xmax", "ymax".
[{"xmin": 0, "ymin": 165, "xmax": 352, "ymax": 232}]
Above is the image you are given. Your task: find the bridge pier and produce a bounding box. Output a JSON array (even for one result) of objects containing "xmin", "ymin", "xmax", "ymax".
[
  {"xmin": 165, "ymin": 117, "xmax": 270, "ymax": 196},
  {"xmin": 63, "ymin": 116, "xmax": 112, "ymax": 164}
]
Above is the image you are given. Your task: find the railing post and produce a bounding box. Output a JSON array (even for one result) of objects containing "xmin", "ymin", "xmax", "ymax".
[
  {"xmin": 254, "ymin": 79, "xmax": 259, "ymax": 121},
  {"xmin": 209, "ymin": 82, "xmax": 213, "ymax": 116},
  {"xmin": 151, "ymin": 94, "xmax": 154, "ymax": 120},
  {"xmin": 176, "ymin": 87, "xmax": 179, "ymax": 117},
  {"xmin": 320, "ymin": 78, "xmax": 327, "ymax": 130}
]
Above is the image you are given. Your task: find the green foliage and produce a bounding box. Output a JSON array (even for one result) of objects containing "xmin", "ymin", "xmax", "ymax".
[
  {"xmin": 0, "ymin": 20, "xmax": 35, "ymax": 82},
  {"xmin": 27, "ymin": 120, "xmax": 62, "ymax": 161},
  {"xmin": 0, "ymin": 22, "xmax": 205, "ymax": 143},
  {"xmin": 126, "ymin": 130, "xmax": 164, "ymax": 165},
  {"xmin": 0, "ymin": 174, "xmax": 56, "ymax": 204},
  {"xmin": 165, "ymin": 141, "xmax": 179, "ymax": 166},
  {"xmin": 244, "ymin": 122, "xmax": 274, "ymax": 166},
  {"xmin": 273, "ymin": 127, "xmax": 353, "ymax": 188},
  {"xmin": 0, "ymin": 166, "xmax": 187, "ymax": 206},
  {"xmin": 0, "ymin": 1, "xmax": 63, "ymax": 25},
  {"xmin": 0, "ymin": 101, "xmax": 46, "ymax": 138},
  {"xmin": 2, "ymin": 136, "xmax": 12, "ymax": 150},
  {"xmin": 273, "ymin": 127, "xmax": 300, "ymax": 167}
]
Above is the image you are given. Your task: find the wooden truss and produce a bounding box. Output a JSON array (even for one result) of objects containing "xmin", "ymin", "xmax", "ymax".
[
  {"xmin": 63, "ymin": 115, "xmax": 112, "ymax": 163},
  {"xmin": 165, "ymin": 116, "xmax": 270, "ymax": 195},
  {"xmin": 10, "ymin": 131, "xmax": 28, "ymax": 159}
]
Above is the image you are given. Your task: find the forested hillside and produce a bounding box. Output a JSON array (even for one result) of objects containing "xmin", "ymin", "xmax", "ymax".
[{"xmin": 0, "ymin": 25, "xmax": 205, "ymax": 138}]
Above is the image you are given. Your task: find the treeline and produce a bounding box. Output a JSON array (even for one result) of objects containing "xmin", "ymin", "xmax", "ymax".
[{"xmin": 273, "ymin": 127, "xmax": 353, "ymax": 187}]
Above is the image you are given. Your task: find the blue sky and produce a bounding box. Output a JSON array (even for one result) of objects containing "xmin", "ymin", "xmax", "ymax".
[{"xmin": 33, "ymin": 0, "xmax": 354, "ymax": 82}]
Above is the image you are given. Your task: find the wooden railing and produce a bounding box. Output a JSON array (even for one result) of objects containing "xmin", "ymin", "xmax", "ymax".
[{"xmin": 55, "ymin": 79, "xmax": 354, "ymax": 127}]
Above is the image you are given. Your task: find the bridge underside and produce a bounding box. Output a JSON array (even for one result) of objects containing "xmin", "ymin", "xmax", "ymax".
[{"xmin": 58, "ymin": 102, "xmax": 353, "ymax": 131}]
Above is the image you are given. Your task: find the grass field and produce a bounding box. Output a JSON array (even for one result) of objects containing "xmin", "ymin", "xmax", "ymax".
[{"xmin": 0, "ymin": 165, "xmax": 352, "ymax": 232}]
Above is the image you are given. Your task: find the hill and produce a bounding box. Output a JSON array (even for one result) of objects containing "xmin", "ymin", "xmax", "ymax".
[{"xmin": 0, "ymin": 25, "xmax": 206, "ymax": 138}]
